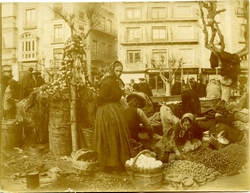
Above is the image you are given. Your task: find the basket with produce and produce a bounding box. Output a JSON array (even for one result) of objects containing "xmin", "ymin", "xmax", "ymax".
[
  {"xmin": 125, "ymin": 149, "xmax": 164, "ymax": 190},
  {"xmin": 209, "ymin": 131, "xmax": 229, "ymax": 150},
  {"xmin": 71, "ymin": 148, "xmax": 98, "ymax": 175}
]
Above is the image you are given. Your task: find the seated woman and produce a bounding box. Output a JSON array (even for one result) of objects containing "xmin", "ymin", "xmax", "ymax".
[
  {"xmin": 124, "ymin": 92, "xmax": 154, "ymax": 142},
  {"xmin": 155, "ymin": 113, "xmax": 203, "ymax": 162}
]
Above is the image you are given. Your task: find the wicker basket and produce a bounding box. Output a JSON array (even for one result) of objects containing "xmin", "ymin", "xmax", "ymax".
[
  {"xmin": 209, "ymin": 131, "xmax": 229, "ymax": 150},
  {"xmin": 233, "ymin": 111, "xmax": 249, "ymax": 123},
  {"xmin": 71, "ymin": 148, "xmax": 98, "ymax": 175},
  {"xmin": 125, "ymin": 150, "xmax": 164, "ymax": 190},
  {"xmin": 200, "ymin": 98, "xmax": 220, "ymax": 108}
]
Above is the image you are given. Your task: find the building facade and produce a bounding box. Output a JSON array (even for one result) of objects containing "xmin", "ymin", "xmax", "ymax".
[
  {"xmin": 1, "ymin": 2, "xmax": 117, "ymax": 82},
  {"xmin": 116, "ymin": 1, "xmax": 248, "ymax": 95}
]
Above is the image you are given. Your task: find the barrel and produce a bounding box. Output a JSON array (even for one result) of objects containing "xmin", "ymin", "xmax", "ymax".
[
  {"xmin": 1, "ymin": 119, "xmax": 23, "ymax": 149},
  {"xmin": 26, "ymin": 171, "xmax": 40, "ymax": 189},
  {"xmin": 48, "ymin": 100, "xmax": 72, "ymax": 156}
]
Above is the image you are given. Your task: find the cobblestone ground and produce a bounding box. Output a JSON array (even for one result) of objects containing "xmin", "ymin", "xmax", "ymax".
[{"xmin": 1, "ymin": 143, "xmax": 249, "ymax": 192}]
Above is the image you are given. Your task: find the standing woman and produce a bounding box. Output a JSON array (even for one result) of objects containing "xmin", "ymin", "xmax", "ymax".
[{"xmin": 94, "ymin": 61, "xmax": 133, "ymax": 173}]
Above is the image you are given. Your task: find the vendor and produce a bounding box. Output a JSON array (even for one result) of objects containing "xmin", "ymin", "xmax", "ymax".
[
  {"xmin": 124, "ymin": 92, "xmax": 154, "ymax": 142},
  {"xmin": 3, "ymin": 79, "xmax": 19, "ymax": 119},
  {"xmin": 155, "ymin": 113, "xmax": 203, "ymax": 162}
]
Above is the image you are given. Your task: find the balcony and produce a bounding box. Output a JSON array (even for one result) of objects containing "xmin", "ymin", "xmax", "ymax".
[
  {"xmin": 123, "ymin": 62, "xmax": 146, "ymax": 71},
  {"xmin": 2, "ymin": 16, "xmax": 17, "ymax": 28},
  {"xmin": 121, "ymin": 33, "xmax": 199, "ymax": 45},
  {"xmin": 91, "ymin": 52, "xmax": 117, "ymax": 62},
  {"xmin": 92, "ymin": 24, "xmax": 117, "ymax": 37}
]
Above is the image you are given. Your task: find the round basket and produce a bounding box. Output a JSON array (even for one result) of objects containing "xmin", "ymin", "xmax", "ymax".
[
  {"xmin": 233, "ymin": 111, "xmax": 249, "ymax": 123},
  {"xmin": 71, "ymin": 148, "xmax": 98, "ymax": 175},
  {"xmin": 209, "ymin": 131, "xmax": 229, "ymax": 150},
  {"xmin": 125, "ymin": 150, "xmax": 164, "ymax": 190}
]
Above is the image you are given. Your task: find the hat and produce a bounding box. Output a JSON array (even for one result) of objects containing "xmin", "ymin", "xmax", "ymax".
[
  {"xmin": 139, "ymin": 77, "xmax": 145, "ymax": 80},
  {"xmin": 28, "ymin": 67, "xmax": 34, "ymax": 72},
  {"xmin": 32, "ymin": 71, "xmax": 41, "ymax": 75},
  {"xmin": 2, "ymin": 69, "xmax": 12, "ymax": 73},
  {"xmin": 127, "ymin": 92, "xmax": 146, "ymax": 108}
]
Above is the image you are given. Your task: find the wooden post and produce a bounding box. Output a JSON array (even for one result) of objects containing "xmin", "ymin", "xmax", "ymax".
[
  {"xmin": 86, "ymin": 47, "xmax": 92, "ymax": 84},
  {"xmin": 70, "ymin": 54, "xmax": 78, "ymax": 152}
]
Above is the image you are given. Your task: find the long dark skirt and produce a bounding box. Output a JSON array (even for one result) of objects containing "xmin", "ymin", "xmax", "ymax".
[{"xmin": 93, "ymin": 102, "xmax": 133, "ymax": 167}]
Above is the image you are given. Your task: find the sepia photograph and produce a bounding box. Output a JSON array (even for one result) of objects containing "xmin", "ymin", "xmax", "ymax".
[{"xmin": 0, "ymin": 0, "xmax": 249, "ymax": 192}]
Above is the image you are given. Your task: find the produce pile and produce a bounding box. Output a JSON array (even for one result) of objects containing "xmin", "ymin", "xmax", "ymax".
[
  {"xmin": 38, "ymin": 173, "xmax": 134, "ymax": 192},
  {"xmin": 184, "ymin": 143, "xmax": 249, "ymax": 175},
  {"xmin": 163, "ymin": 160, "xmax": 220, "ymax": 190}
]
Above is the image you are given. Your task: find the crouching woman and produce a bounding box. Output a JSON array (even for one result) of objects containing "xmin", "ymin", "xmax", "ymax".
[{"xmin": 155, "ymin": 113, "xmax": 203, "ymax": 162}]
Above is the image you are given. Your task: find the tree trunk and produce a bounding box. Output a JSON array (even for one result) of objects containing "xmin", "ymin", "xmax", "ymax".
[{"xmin": 165, "ymin": 82, "xmax": 171, "ymax": 96}]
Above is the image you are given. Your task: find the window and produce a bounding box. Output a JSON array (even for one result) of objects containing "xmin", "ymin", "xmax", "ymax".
[
  {"xmin": 20, "ymin": 33, "xmax": 38, "ymax": 61},
  {"xmin": 79, "ymin": 25, "xmax": 85, "ymax": 33},
  {"xmin": 152, "ymin": 49, "xmax": 168, "ymax": 67},
  {"xmin": 152, "ymin": 26, "xmax": 166, "ymax": 41},
  {"xmin": 151, "ymin": 7, "xmax": 166, "ymax": 19},
  {"xmin": 108, "ymin": 45, "xmax": 112, "ymax": 56},
  {"xmin": 2, "ymin": 32, "xmax": 14, "ymax": 49},
  {"xmin": 174, "ymin": 6, "xmax": 193, "ymax": 18},
  {"xmin": 25, "ymin": 8, "xmax": 36, "ymax": 28},
  {"xmin": 127, "ymin": 50, "xmax": 141, "ymax": 63},
  {"xmin": 54, "ymin": 24, "xmax": 63, "ymax": 43},
  {"xmin": 107, "ymin": 20, "xmax": 112, "ymax": 33},
  {"xmin": 101, "ymin": 42, "xmax": 106, "ymax": 57},
  {"xmin": 126, "ymin": 8, "xmax": 140, "ymax": 20},
  {"xmin": 239, "ymin": 24, "xmax": 246, "ymax": 43},
  {"xmin": 2, "ymin": 3, "xmax": 13, "ymax": 17},
  {"xmin": 79, "ymin": 11, "xmax": 85, "ymax": 21},
  {"xmin": 178, "ymin": 48, "xmax": 194, "ymax": 66},
  {"xmin": 127, "ymin": 27, "xmax": 140, "ymax": 42},
  {"xmin": 100, "ymin": 17, "xmax": 105, "ymax": 30},
  {"xmin": 53, "ymin": 3, "xmax": 62, "ymax": 19},
  {"xmin": 52, "ymin": 49, "xmax": 63, "ymax": 68},
  {"xmin": 177, "ymin": 26, "xmax": 194, "ymax": 40}
]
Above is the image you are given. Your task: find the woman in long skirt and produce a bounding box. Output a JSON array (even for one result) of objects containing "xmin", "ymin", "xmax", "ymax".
[{"xmin": 94, "ymin": 61, "xmax": 133, "ymax": 173}]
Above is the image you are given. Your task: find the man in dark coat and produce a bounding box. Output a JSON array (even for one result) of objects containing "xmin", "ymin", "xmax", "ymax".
[
  {"xmin": 181, "ymin": 81, "xmax": 201, "ymax": 117},
  {"xmin": 1, "ymin": 69, "xmax": 13, "ymax": 97},
  {"xmin": 20, "ymin": 67, "xmax": 33, "ymax": 99},
  {"xmin": 138, "ymin": 77, "xmax": 153, "ymax": 97},
  {"xmin": 195, "ymin": 74, "xmax": 206, "ymax": 98},
  {"xmin": 171, "ymin": 76, "xmax": 182, "ymax": 95}
]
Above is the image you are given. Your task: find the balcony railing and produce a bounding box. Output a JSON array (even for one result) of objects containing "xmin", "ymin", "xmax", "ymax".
[
  {"xmin": 91, "ymin": 51, "xmax": 116, "ymax": 61},
  {"xmin": 93, "ymin": 24, "xmax": 117, "ymax": 37}
]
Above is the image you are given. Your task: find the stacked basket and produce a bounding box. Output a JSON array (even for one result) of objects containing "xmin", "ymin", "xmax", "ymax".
[
  {"xmin": 71, "ymin": 148, "xmax": 98, "ymax": 175},
  {"xmin": 125, "ymin": 150, "xmax": 164, "ymax": 190}
]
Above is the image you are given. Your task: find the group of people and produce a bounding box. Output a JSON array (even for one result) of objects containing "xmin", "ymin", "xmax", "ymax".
[
  {"xmin": 1, "ymin": 67, "xmax": 45, "ymax": 120},
  {"xmin": 93, "ymin": 61, "xmax": 204, "ymax": 174},
  {"xmin": 129, "ymin": 77, "xmax": 153, "ymax": 97}
]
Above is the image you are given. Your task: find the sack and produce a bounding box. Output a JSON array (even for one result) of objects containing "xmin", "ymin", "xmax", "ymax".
[{"xmin": 160, "ymin": 105, "xmax": 179, "ymax": 134}]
